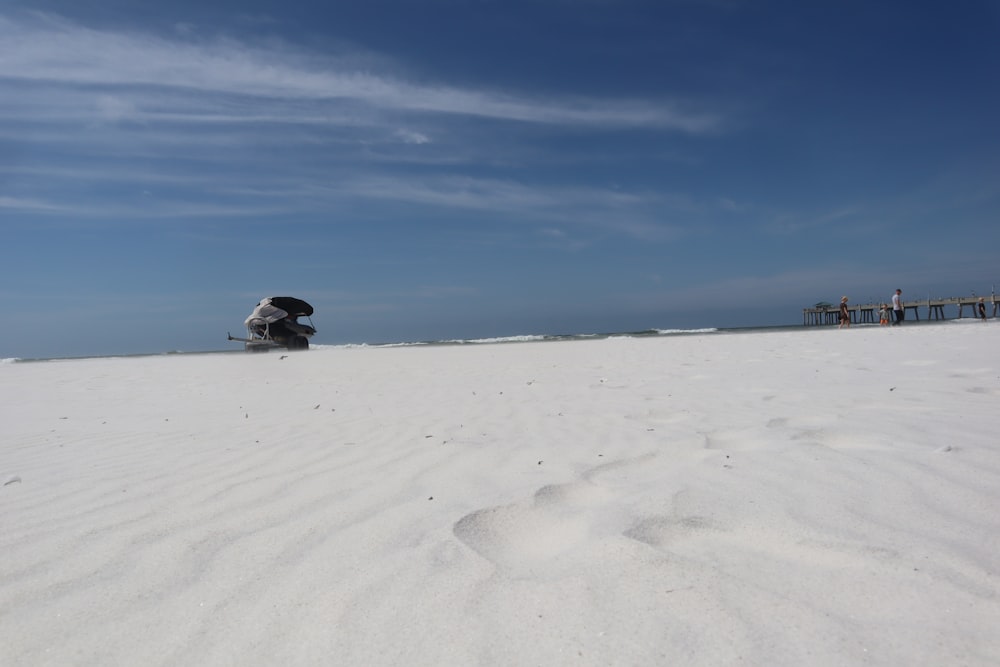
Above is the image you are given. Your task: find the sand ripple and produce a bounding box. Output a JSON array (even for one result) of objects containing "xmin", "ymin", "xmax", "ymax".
[{"xmin": 2, "ymin": 328, "xmax": 999, "ymax": 665}]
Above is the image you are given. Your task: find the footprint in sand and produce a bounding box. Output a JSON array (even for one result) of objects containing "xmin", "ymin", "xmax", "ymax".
[
  {"xmin": 453, "ymin": 480, "xmax": 608, "ymax": 568},
  {"xmin": 623, "ymin": 514, "xmax": 717, "ymax": 548},
  {"xmin": 453, "ymin": 456, "xmax": 653, "ymax": 568},
  {"xmin": 453, "ymin": 473, "xmax": 725, "ymax": 568}
]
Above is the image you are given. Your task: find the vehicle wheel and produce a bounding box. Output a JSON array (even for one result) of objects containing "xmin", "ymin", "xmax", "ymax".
[
  {"xmin": 289, "ymin": 336, "xmax": 309, "ymax": 350},
  {"xmin": 246, "ymin": 343, "xmax": 268, "ymax": 353}
]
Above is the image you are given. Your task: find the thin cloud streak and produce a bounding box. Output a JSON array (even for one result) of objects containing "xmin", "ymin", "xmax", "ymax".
[
  {"xmin": 334, "ymin": 175, "xmax": 694, "ymax": 241},
  {"xmin": 341, "ymin": 175, "xmax": 661, "ymax": 213},
  {"xmin": 0, "ymin": 196, "xmax": 66, "ymax": 212},
  {"xmin": 0, "ymin": 13, "xmax": 722, "ymax": 131},
  {"xmin": 1, "ymin": 196, "xmax": 298, "ymax": 222}
]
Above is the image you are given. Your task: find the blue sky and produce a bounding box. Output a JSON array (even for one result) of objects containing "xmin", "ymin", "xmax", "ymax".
[{"xmin": 2, "ymin": 0, "xmax": 998, "ymax": 358}]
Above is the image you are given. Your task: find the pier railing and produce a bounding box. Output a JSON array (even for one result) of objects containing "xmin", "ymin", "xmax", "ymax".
[{"xmin": 803, "ymin": 296, "xmax": 997, "ymax": 326}]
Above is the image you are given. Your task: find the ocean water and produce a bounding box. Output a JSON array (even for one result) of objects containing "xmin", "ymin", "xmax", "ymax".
[
  {"xmin": 0, "ymin": 325, "xmax": 744, "ymax": 362},
  {"xmin": 324, "ymin": 318, "xmax": 974, "ymax": 351},
  {"xmin": 3, "ymin": 318, "xmax": 983, "ymax": 364},
  {"xmin": 334, "ymin": 326, "xmax": 724, "ymax": 349}
]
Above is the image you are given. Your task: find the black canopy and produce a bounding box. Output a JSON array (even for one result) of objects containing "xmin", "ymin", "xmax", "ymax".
[{"xmin": 268, "ymin": 296, "xmax": 314, "ymax": 317}]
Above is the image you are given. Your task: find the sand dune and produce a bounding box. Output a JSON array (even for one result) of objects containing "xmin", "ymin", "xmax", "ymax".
[{"xmin": 2, "ymin": 324, "xmax": 998, "ymax": 665}]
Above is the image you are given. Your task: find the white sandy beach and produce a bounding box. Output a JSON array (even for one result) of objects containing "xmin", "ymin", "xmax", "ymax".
[{"xmin": 2, "ymin": 323, "xmax": 998, "ymax": 666}]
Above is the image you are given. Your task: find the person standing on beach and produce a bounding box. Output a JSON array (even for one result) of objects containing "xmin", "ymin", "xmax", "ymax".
[
  {"xmin": 839, "ymin": 296, "xmax": 851, "ymax": 328},
  {"xmin": 978, "ymin": 298, "xmax": 987, "ymax": 321},
  {"xmin": 891, "ymin": 289, "xmax": 904, "ymax": 325},
  {"xmin": 879, "ymin": 303, "xmax": 889, "ymax": 326}
]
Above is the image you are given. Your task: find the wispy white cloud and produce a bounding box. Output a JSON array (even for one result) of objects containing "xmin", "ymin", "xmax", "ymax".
[
  {"xmin": 331, "ymin": 174, "xmax": 701, "ymax": 241},
  {"xmin": 764, "ymin": 207, "xmax": 860, "ymax": 235},
  {"xmin": 338, "ymin": 174, "xmax": 651, "ymax": 212},
  {"xmin": 0, "ymin": 11, "xmax": 731, "ymax": 247},
  {"xmin": 394, "ymin": 129, "xmax": 431, "ymax": 145},
  {"xmin": 0, "ymin": 196, "xmax": 66, "ymax": 212},
  {"xmin": 0, "ymin": 13, "xmax": 721, "ymax": 131},
  {"xmin": 0, "ymin": 194, "xmax": 294, "ymax": 221}
]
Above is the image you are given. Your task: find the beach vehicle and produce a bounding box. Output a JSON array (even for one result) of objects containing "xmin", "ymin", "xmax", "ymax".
[{"xmin": 228, "ymin": 296, "xmax": 316, "ymax": 352}]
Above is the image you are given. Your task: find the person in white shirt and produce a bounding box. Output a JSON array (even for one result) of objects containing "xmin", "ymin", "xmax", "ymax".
[{"xmin": 891, "ymin": 289, "xmax": 903, "ymax": 326}]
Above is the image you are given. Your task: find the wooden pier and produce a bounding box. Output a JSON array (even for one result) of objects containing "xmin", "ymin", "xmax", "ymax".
[{"xmin": 803, "ymin": 296, "xmax": 998, "ymax": 326}]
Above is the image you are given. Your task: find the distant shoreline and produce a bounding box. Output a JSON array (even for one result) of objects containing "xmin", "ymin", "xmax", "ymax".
[{"xmin": 4, "ymin": 317, "xmax": 991, "ymax": 364}]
